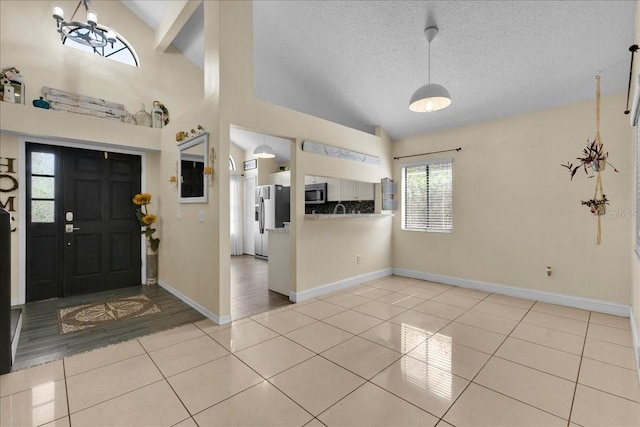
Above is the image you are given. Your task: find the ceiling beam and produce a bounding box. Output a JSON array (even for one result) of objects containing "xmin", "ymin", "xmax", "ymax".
[{"xmin": 154, "ymin": 0, "xmax": 201, "ymax": 52}]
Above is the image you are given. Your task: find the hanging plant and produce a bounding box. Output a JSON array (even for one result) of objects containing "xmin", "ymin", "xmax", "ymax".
[
  {"xmin": 561, "ymin": 75, "xmax": 617, "ymax": 245},
  {"xmin": 561, "ymin": 139, "xmax": 618, "ymax": 180},
  {"xmin": 580, "ymin": 194, "xmax": 608, "ymax": 216}
]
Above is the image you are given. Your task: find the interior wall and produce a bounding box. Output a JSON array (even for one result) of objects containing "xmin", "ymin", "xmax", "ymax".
[
  {"xmin": 392, "ymin": 93, "xmax": 633, "ymax": 305},
  {"xmin": 0, "ymin": 135, "xmax": 19, "ymax": 302},
  {"xmin": 0, "ymin": 0, "xmax": 203, "ymax": 305},
  {"xmin": 0, "ymin": 0, "xmax": 203, "ymax": 120},
  {"xmin": 630, "ymin": 0, "xmax": 640, "ymax": 358},
  {"xmin": 212, "ymin": 1, "xmax": 393, "ymax": 317}
]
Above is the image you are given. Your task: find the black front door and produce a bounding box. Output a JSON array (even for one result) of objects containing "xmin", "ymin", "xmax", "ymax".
[{"xmin": 26, "ymin": 144, "xmax": 142, "ymax": 302}]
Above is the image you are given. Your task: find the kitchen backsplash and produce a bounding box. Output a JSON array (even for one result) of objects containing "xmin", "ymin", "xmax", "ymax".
[{"xmin": 306, "ymin": 200, "xmax": 375, "ymax": 214}]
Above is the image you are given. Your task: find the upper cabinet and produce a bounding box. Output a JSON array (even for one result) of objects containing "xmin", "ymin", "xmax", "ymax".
[
  {"xmin": 270, "ymin": 171, "xmax": 291, "ymax": 186},
  {"xmin": 340, "ymin": 180, "xmax": 374, "ymax": 201},
  {"xmin": 304, "ymin": 175, "xmax": 327, "ymax": 185}
]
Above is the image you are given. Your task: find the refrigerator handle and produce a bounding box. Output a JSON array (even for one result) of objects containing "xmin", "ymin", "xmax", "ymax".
[{"xmin": 260, "ymin": 198, "xmax": 265, "ymax": 234}]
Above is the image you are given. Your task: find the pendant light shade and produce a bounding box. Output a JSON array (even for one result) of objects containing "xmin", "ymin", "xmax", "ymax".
[
  {"xmin": 253, "ymin": 143, "xmax": 275, "ymax": 159},
  {"xmin": 409, "ymin": 26, "xmax": 451, "ymax": 113},
  {"xmin": 409, "ymin": 83, "xmax": 451, "ymax": 112}
]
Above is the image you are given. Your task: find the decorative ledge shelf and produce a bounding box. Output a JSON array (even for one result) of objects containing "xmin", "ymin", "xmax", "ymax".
[
  {"xmin": 0, "ymin": 101, "xmax": 160, "ymax": 151},
  {"xmin": 304, "ymin": 213, "xmax": 394, "ymax": 221}
]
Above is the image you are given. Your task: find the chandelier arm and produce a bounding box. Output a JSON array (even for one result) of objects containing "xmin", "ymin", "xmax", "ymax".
[{"xmin": 69, "ymin": 1, "xmax": 83, "ymax": 22}]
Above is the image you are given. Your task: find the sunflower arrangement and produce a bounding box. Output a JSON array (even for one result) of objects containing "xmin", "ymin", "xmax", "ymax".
[{"xmin": 133, "ymin": 193, "xmax": 160, "ymax": 251}]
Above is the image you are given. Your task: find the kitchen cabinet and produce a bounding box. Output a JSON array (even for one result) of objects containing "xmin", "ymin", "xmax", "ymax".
[
  {"xmin": 326, "ymin": 177, "xmax": 341, "ymax": 201},
  {"xmin": 304, "ymin": 175, "xmax": 327, "ymax": 185},
  {"xmin": 339, "ymin": 180, "xmax": 374, "ymax": 201},
  {"xmin": 270, "ymin": 171, "xmax": 290, "ymax": 186}
]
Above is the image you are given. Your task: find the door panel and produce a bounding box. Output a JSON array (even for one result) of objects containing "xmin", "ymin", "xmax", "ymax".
[
  {"xmin": 26, "ymin": 144, "xmax": 142, "ymax": 302},
  {"xmin": 62, "ymin": 148, "xmax": 141, "ymax": 296}
]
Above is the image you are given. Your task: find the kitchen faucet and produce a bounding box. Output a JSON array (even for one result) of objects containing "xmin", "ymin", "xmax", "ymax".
[{"xmin": 333, "ymin": 203, "xmax": 346, "ymax": 214}]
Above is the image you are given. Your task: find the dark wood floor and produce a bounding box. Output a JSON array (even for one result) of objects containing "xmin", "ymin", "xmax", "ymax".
[
  {"xmin": 12, "ymin": 285, "xmax": 204, "ymax": 371},
  {"xmin": 230, "ymin": 255, "xmax": 291, "ymax": 319},
  {"xmin": 11, "ymin": 256, "xmax": 290, "ymax": 371}
]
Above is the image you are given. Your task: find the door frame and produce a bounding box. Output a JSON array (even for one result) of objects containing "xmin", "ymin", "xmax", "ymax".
[
  {"xmin": 242, "ymin": 175, "xmax": 256, "ymax": 255},
  {"xmin": 17, "ymin": 136, "xmax": 148, "ymax": 305}
]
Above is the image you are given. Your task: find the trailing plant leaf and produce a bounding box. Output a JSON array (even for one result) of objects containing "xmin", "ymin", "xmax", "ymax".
[{"xmin": 561, "ymin": 139, "xmax": 619, "ymax": 180}]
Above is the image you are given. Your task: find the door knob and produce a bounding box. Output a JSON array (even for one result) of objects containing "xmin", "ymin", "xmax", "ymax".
[{"xmin": 65, "ymin": 224, "xmax": 80, "ymax": 233}]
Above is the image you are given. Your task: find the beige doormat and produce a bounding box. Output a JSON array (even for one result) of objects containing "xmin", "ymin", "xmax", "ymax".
[{"xmin": 58, "ymin": 295, "xmax": 161, "ymax": 334}]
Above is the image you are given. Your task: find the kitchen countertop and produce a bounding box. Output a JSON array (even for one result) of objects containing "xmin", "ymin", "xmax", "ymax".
[
  {"xmin": 304, "ymin": 213, "xmax": 394, "ymax": 220},
  {"xmin": 267, "ymin": 227, "xmax": 290, "ymax": 234}
]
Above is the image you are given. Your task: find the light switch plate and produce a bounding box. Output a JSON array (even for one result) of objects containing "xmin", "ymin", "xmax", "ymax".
[
  {"xmin": 176, "ymin": 209, "xmax": 182, "ymax": 220},
  {"xmin": 198, "ymin": 210, "xmax": 205, "ymax": 222}
]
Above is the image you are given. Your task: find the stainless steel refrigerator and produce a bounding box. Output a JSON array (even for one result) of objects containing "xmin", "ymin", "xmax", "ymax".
[{"xmin": 255, "ymin": 184, "xmax": 290, "ymax": 260}]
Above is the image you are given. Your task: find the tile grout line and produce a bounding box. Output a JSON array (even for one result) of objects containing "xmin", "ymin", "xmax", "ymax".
[
  {"xmin": 437, "ymin": 300, "xmax": 539, "ymax": 425},
  {"xmin": 136, "ymin": 336, "xmax": 196, "ymax": 424},
  {"xmin": 566, "ymin": 311, "xmax": 591, "ymax": 427},
  {"xmin": 62, "ymin": 358, "xmax": 72, "ymax": 426}
]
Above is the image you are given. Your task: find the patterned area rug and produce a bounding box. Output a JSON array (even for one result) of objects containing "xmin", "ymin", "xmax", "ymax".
[{"xmin": 58, "ymin": 295, "xmax": 161, "ymax": 334}]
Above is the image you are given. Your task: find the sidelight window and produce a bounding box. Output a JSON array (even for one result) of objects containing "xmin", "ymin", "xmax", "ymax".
[{"xmin": 30, "ymin": 152, "xmax": 56, "ymax": 223}]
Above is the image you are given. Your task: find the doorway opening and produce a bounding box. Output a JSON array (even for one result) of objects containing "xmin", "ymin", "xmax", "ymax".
[{"xmin": 229, "ymin": 127, "xmax": 293, "ymax": 319}]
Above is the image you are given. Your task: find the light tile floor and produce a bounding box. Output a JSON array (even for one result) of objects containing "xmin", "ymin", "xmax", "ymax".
[{"xmin": 2, "ymin": 275, "xmax": 639, "ymax": 426}]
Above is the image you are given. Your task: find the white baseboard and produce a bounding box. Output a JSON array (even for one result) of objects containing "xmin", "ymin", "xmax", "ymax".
[
  {"xmin": 290, "ymin": 268, "xmax": 392, "ymax": 302},
  {"xmin": 11, "ymin": 311, "xmax": 22, "ymax": 364},
  {"xmin": 392, "ymin": 268, "xmax": 630, "ymax": 317},
  {"xmin": 158, "ymin": 280, "xmax": 231, "ymax": 325},
  {"xmin": 630, "ymin": 308, "xmax": 640, "ymax": 384}
]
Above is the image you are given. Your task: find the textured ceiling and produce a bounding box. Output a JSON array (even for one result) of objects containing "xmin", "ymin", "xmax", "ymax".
[{"xmin": 122, "ymin": 1, "xmax": 636, "ymax": 142}]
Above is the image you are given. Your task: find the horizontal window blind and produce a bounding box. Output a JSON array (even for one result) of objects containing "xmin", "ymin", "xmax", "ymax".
[{"xmin": 402, "ymin": 160, "xmax": 452, "ymax": 232}]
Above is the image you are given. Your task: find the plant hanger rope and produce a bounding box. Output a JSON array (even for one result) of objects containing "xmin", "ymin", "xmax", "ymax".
[
  {"xmin": 561, "ymin": 75, "xmax": 618, "ymax": 245},
  {"xmin": 593, "ymin": 75, "xmax": 605, "ymax": 245}
]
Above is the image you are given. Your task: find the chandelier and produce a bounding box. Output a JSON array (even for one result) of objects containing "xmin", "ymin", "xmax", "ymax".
[{"xmin": 52, "ymin": 1, "xmax": 117, "ymax": 49}]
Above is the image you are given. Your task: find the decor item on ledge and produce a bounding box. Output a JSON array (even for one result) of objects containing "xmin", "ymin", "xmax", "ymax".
[
  {"xmin": 0, "ymin": 66, "xmax": 24, "ymax": 104},
  {"xmin": 152, "ymin": 100, "xmax": 169, "ymax": 128},
  {"xmin": 32, "ymin": 97, "xmax": 50, "ymax": 109},
  {"xmin": 121, "ymin": 113, "xmax": 136, "ymax": 125},
  {"xmin": 133, "ymin": 193, "xmax": 160, "ymax": 285},
  {"xmin": 42, "ymin": 86, "xmax": 126, "ymax": 120},
  {"xmin": 134, "ymin": 103, "xmax": 152, "ymax": 127},
  {"xmin": 409, "ymin": 26, "xmax": 451, "ymax": 113},
  {"xmin": 52, "ymin": 1, "xmax": 117, "ymax": 49},
  {"xmin": 561, "ymin": 76, "xmax": 619, "ymax": 245}
]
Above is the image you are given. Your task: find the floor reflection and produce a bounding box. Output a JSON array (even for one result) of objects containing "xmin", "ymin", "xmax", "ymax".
[
  {"xmin": 31, "ymin": 381, "xmax": 56, "ymax": 426},
  {"xmin": 401, "ymin": 326, "xmax": 453, "ymax": 400}
]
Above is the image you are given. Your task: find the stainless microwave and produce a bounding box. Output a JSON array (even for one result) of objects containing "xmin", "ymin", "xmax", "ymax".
[{"xmin": 305, "ymin": 183, "xmax": 327, "ymax": 204}]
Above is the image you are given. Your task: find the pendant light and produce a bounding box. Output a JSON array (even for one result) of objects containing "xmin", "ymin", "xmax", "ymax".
[
  {"xmin": 409, "ymin": 26, "xmax": 451, "ymax": 113},
  {"xmin": 253, "ymin": 135, "xmax": 275, "ymax": 159}
]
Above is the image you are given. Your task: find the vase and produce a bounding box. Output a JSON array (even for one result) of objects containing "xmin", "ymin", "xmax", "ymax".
[
  {"xmin": 146, "ymin": 242, "xmax": 158, "ymax": 286},
  {"xmin": 134, "ymin": 103, "xmax": 152, "ymax": 127}
]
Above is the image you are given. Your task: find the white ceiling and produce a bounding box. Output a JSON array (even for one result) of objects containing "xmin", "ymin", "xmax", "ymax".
[{"xmin": 121, "ymin": 0, "xmax": 636, "ymax": 143}]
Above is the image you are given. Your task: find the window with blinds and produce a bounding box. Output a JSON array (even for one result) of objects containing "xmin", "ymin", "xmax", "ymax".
[{"xmin": 401, "ymin": 159, "xmax": 453, "ymax": 232}]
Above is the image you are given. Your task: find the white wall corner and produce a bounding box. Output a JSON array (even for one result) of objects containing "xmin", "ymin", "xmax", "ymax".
[
  {"xmin": 392, "ymin": 268, "xmax": 631, "ymax": 317},
  {"xmin": 158, "ymin": 280, "xmax": 231, "ymax": 325},
  {"xmin": 290, "ymin": 269, "xmax": 392, "ymax": 302},
  {"xmin": 630, "ymin": 307, "xmax": 640, "ymax": 384}
]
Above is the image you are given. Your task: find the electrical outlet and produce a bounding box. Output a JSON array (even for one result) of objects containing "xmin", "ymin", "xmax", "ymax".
[{"xmin": 357, "ymin": 255, "xmax": 362, "ymax": 264}]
